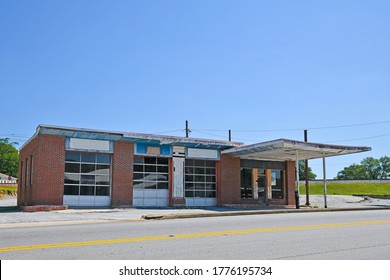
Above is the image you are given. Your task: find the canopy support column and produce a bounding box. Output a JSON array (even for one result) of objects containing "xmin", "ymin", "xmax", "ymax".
[
  {"xmin": 322, "ymin": 154, "xmax": 328, "ymax": 208},
  {"xmin": 295, "ymin": 151, "xmax": 300, "ymax": 209}
]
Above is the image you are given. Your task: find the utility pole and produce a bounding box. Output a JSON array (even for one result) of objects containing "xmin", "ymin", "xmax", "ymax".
[
  {"xmin": 185, "ymin": 120, "xmax": 190, "ymax": 138},
  {"xmin": 228, "ymin": 130, "xmax": 232, "ymax": 141},
  {"xmin": 304, "ymin": 130, "xmax": 310, "ymax": 206}
]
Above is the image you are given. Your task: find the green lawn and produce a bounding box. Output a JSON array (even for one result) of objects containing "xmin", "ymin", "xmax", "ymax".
[{"xmin": 299, "ymin": 182, "xmax": 390, "ymax": 196}]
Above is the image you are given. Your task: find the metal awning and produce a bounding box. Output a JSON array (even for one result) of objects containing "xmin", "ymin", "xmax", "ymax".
[{"xmin": 222, "ymin": 138, "xmax": 371, "ymax": 161}]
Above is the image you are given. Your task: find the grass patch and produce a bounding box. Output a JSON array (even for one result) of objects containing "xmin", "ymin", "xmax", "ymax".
[{"xmin": 299, "ymin": 182, "xmax": 390, "ymax": 196}]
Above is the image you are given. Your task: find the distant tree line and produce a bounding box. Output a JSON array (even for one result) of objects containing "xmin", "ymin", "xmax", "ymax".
[
  {"xmin": 335, "ymin": 156, "xmax": 390, "ymax": 180},
  {"xmin": 300, "ymin": 157, "xmax": 390, "ymax": 180}
]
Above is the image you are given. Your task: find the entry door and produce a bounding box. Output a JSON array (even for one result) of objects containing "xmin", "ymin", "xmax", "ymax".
[
  {"xmin": 257, "ymin": 170, "xmax": 266, "ymax": 203},
  {"xmin": 173, "ymin": 157, "xmax": 185, "ymax": 198}
]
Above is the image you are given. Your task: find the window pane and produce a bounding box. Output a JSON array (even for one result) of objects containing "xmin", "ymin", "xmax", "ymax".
[
  {"xmin": 156, "ymin": 174, "xmax": 168, "ymax": 182},
  {"xmin": 144, "ymin": 182, "xmax": 158, "ymax": 189},
  {"xmin": 157, "ymin": 158, "xmax": 168, "ymax": 165},
  {"xmin": 194, "ymin": 183, "xmax": 205, "ymax": 190},
  {"xmin": 195, "ymin": 175, "xmax": 206, "ymax": 182},
  {"xmin": 144, "ymin": 157, "xmax": 156, "ymax": 164},
  {"xmin": 206, "ymin": 191, "xmax": 216, "ymax": 198},
  {"xmin": 185, "ymin": 159, "xmax": 194, "ymax": 166},
  {"xmin": 96, "ymin": 186, "xmax": 110, "ymax": 196},
  {"xmin": 185, "ymin": 167, "xmax": 194, "ymax": 174},
  {"xmin": 143, "ymin": 173, "xmax": 157, "ymax": 181},
  {"xmin": 157, "ymin": 165, "xmax": 168, "ymax": 173},
  {"xmin": 185, "ymin": 191, "xmax": 194, "ymax": 197},
  {"xmin": 185, "ymin": 175, "xmax": 193, "ymax": 182},
  {"xmin": 64, "ymin": 185, "xmax": 79, "ymax": 195},
  {"xmin": 133, "ymin": 173, "xmax": 145, "ymax": 180},
  {"xmin": 81, "ymin": 164, "xmax": 96, "ymax": 174},
  {"xmin": 65, "ymin": 163, "xmax": 80, "ymax": 173},
  {"xmin": 205, "ymin": 183, "xmax": 216, "ymax": 190},
  {"xmin": 195, "ymin": 168, "xmax": 205, "ymax": 175},
  {"xmin": 81, "ymin": 175, "xmax": 95, "ymax": 185},
  {"xmin": 134, "ymin": 164, "xmax": 143, "ymax": 172},
  {"xmin": 96, "ymin": 175, "xmax": 110, "ymax": 185},
  {"xmin": 80, "ymin": 186, "xmax": 95, "ymax": 195},
  {"xmin": 64, "ymin": 174, "xmax": 80, "ymax": 184},
  {"xmin": 205, "ymin": 161, "xmax": 215, "ymax": 167},
  {"xmin": 205, "ymin": 168, "xmax": 216, "ymax": 175},
  {"xmin": 145, "ymin": 165, "xmax": 157, "ymax": 172},
  {"xmin": 133, "ymin": 181, "xmax": 145, "ymax": 189},
  {"xmin": 133, "ymin": 156, "xmax": 144, "ymax": 164},
  {"xmin": 185, "ymin": 183, "xmax": 194, "ymax": 189},
  {"xmin": 194, "ymin": 160, "xmax": 204, "ymax": 167},
  {"xmin": 206, "ymin": 175, "xmax": 215, "ymax": 183},
  {"xmin": 195, "ymin": 191, "xmax": 205, "ymax": 198},
  {"xmin": 65, "ymin": 152, "xmax": 80, "ymax": 162},
  {"xmin": 96, "ymin": 165, "xmax": 110, "ymax": 174},
  {"xmin": 81, "ymin": 153, "xmax": 96, "ymax": 163},
  {"xmin": 97, "ymin": 154, "xmax": 110, "ymax": 164},
  {"xmin": 157, "ymin": 182, "xmax": 168, "ymax": 189}
]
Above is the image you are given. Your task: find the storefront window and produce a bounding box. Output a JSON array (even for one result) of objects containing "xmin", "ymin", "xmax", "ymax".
[
  {"xmin": 271, "ymin": 170, "xmax": 285, "ymax": 199},
  {"xmin": 240, "ymin": 168, "xmax": 253, "ymax": 198}
]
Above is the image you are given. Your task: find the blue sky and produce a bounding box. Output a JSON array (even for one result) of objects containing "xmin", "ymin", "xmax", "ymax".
[{"xmin": 1, "ymin": 0, "xmax": 389, "ymax": 178}]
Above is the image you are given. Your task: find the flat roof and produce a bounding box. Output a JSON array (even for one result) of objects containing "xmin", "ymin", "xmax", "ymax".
[
  {"xmin": 222, "ymin": 139, "xmax": 371, "ymax": 161},
  {"xmin": 23, "ymin": 124, "xmax": 243, "ymax": 150}
]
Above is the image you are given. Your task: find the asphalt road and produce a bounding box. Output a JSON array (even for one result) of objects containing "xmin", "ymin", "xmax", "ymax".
[{"xmin": 1, "ymin": 209, "xmax": 389, "ymax": 260}]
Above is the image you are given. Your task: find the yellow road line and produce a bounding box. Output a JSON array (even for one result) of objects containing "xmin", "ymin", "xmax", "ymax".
[{"xmin": 1, "ymin": 220, "xmax": 389, "ymax": 253}]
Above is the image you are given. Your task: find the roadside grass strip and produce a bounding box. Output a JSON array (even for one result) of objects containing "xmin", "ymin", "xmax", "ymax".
[{"xmin": 1, "ymin": 220, "xmax": 389, "ymax": 253}]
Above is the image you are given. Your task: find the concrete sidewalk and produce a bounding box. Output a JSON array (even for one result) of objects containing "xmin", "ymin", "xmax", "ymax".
[{"xmin": 0, "ymin": 195, "xmax": 389, "ymax": 228}]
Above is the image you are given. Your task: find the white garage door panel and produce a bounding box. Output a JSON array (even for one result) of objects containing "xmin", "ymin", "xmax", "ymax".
[
  {"xmin": 63, "ymin": 195, "xmax": 111, "ymax": 207},
  {"xmin": 63, "ymin": 195, "xmax": 79, "ymax": 206},
  {"xmin": 186, "ymin": 198, "xmax": 217, "ymax": 207},
  {"xmin": 132, "ymin": 190, "xmax": 169, "ymax": 207},
  {"xmin": 95, "ymin": 196, "xmax": 111, "ymax": 206}
]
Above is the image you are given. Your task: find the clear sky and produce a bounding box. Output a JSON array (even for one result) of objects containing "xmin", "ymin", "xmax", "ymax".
[{"xmin": 1, "ymin": 0, "xmax": 389, "ymax": 178}]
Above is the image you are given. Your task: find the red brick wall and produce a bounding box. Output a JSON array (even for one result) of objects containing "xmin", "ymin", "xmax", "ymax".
[
  {"xmin": 111, "ymin": 141, "xmax": 134, "ymax": 207},
  {"xmin": 220, "ymin": 154, "xmax": 241, "ymax": 205},
  {"xmin": 286, "ymin": 161, "xmax": 296, "ymax": 206},
  {"xmin": 18, "ymin": 135, "xmax": 65, "ymax": 206}
]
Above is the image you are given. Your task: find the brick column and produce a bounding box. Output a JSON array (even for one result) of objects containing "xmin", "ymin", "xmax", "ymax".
[
  {"xmin": 220, "ymin": 155, "xmax": 241, "ymax": 205},
  {"xmin": 286, "ymin": 161, "xmax": 296, "ymax": 206},
  {"xmin": 111, "ymin": 141, "xmax": 134, "ymax": 207}
]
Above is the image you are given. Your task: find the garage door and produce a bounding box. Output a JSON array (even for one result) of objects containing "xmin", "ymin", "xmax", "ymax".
[
  {"xmin": 184, "ymin": 159, "xmax": 217, "ymax": 207},
  {"xmin": 133, "ymin": 156, "xmax": 170, "ymax": 207},
  {"xmin": 64, "ymin": 151, "xmax": 112, "ymax": 207}
]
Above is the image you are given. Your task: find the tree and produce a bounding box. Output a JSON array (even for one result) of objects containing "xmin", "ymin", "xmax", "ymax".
[
  {"xmin": 0, "ymin": 138, "xmax": 19, "ymax": 177},
  {"xmin": 335, "ymin": 164, "xmax": 368, "ymax": 180},
  {"xmin": 335, "ymin": 156, "xmax": 390, "ymax": 180},
  {"xmin": 298, "ymin": 160, "xmax": 317, "ymax": 180}
]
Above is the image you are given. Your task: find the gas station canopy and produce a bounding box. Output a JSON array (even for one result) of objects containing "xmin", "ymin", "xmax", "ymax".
[{"xmin": 222, "ymin": 138, "xmax": 371, "ymax": 161}]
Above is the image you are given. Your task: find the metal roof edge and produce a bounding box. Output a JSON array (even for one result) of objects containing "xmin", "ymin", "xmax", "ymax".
[
  {"xmin": 33, "ymin": 124, "xmax": 243, "ymax": 148},
  {"xmin": 222, "ymin": 138, "xmax": 372, "ymax": 155}
]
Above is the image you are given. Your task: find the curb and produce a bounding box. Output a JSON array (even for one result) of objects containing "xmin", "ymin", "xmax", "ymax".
[{"xmin": 141, "ymin": 206, "xmax": 390, "ymax": 220}]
